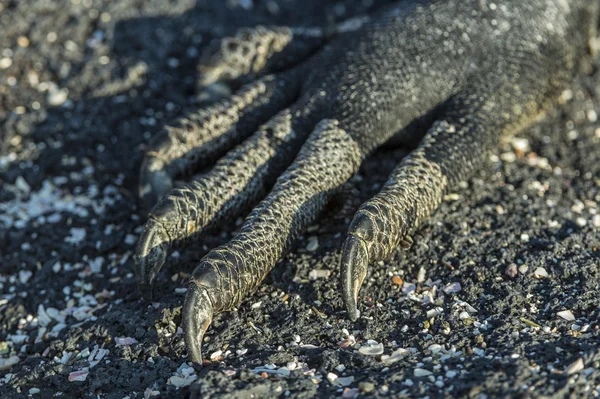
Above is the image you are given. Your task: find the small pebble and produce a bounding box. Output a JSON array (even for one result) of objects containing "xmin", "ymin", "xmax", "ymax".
[
  {"xmin": 505, "ymin": 263, "xmax": 518, "ymax": 278},
  {"xmin": 402, "ymin": 282, "xmax": 416, "ymax": 294},
  {"xmin": 446, "ymin": 370, "xmax": 458, "ymax": 378},
  {"xmin": 533, "ymin": 267, "xmax": 548, "ymax": 279},
  {"xmin": 17, "ymin": 36, "xmax": 30, "ymax": 48},
  {"xmin": 19, "ymin": 270, "xmax": 33, "ymax": 284},
  {"xmin": 308, "ymin": 269, "xmax": 330, "ymax": 280},
  {"xmin": 444, "ymin": 193, "xmax": 460, "ymax": 201},
  {"xmin": 168, "ymin": 375, "xmax": 197, "ymax": 387},
  {"xmin": 381, "ymin": 348, "xmax": 408, "ymax": 365},
  {"xmin": 511, "ymin": 137, "xmax": 530, "ymax": 153},
  {"xmin": 326, "ymin": 372, "xmax": 338, "ymax": 384},
  {"xmin": 48, "ymin": 87, "xmax": 68, "ymax": 106},
  {"xmin": 391, "ymin": 275, "xmax": 403, "ymax": 285},
  {"xmin": 338, "ymin": 338, "xmax": 354, "ymax": 349},
  {"xmin": 124, "ymin": 234, "xmax": 137, "ymax": 245},
  {"xmin": 306, "ymin": 237, "xmax": 319, "ymax": 252},
  {"xmin": 459, "ymin": 311, "xmax": 470, "ymax": 320},
  {"xmin": 500, "ymin": 152, "xmax": 516, "ymax": 163},
  {"xmin": 0, "ymin": 356, "xmax": 19, "ymax": 370},
  {"xmin": 358, "ymin": 382, "xmax": 375, "ymax": 393},
  {"xmin": 565, "ymin": 358, "xmax": 584, "ymax": 375},
  {"xmin": 414, "ymin": 368, "xmax": 432, "ymax": 377},
  {"xmin": 0, "ymin": 57, "xmax": 12, "ymax": 69},
  {"xmin": 114, "ymin": 337, "xmax": 138, "ymax": 346},
  {"xmin": 144, "ymin": 388, "xmax": 160, "ymax": 398},
  {"xmin": 65, "ymin": 228, "xmax": 86, "ymax": 245},
  {"xmin": 518, "ymin": 264, "xmax": 529, "ymax": 274},
  {"xmin": 443, "ymin": 282, "xmax": 461, "ymax": 294},
  {"xmin": 428, "ymin": 344, "xmax": 442, "ymax": 354}
]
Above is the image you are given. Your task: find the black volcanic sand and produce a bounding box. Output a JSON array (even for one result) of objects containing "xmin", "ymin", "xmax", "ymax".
[{"xmin": 0, "ymin": 1, "xmax": 599, "ymax": 398}]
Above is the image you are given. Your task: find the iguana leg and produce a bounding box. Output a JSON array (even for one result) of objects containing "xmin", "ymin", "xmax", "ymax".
[
  {"xmin": 135, "ymin": 101, "xmax": 325, "ymax": 300},
  {"xmin": 340, "ymin": 65, "xmax": 560, "ymax": 319},
  {"xmin": 138, "ymin": 73, "xmax": 300, "ymax": 210},
  {"xmin": 183, "ymin": 120, "xmax": 363, "ymax": 363},
  {"xmin": 133, "ymin": 0, "xmax": 597, "ymax": 365},
  {"xmin": 341, "ymin": 102, "xmax": 494, "ymax": 319},
  {"xmin": 197, "ymin": 17, "xmax": 372, "ymax": 86},
  {"xmin": 198, "ymin": 25, "xmax": 326, "ymax": 86}
]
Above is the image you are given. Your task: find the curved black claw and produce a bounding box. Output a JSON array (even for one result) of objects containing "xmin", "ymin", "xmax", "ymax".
[
  {"xmin": 183, "ymin": 283, "xmax": 215, "ymax": 365},
  {"xmin": 341, "ymin": 234, "xmax": 369, "ymax": 322},
  {"xmin": 139, "ymin": 135, "xmax": 176, "ymax": 213},
  {"xmin": 134, "ymin": 219, "xmax": 170, "ymax": 301}
]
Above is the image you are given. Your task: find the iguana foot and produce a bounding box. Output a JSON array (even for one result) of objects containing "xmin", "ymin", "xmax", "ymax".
[
  {"xmin": 133, "ymin": 0, "xmax": 597, "ymax": 363},
  {"xmin": 183, "ymin": 119, "xmax": 362, "ymax": 362}
]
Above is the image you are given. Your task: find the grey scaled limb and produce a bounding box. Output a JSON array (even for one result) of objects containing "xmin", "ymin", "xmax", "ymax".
[
  {"xmin": 138, "ymin": 74, "xmax": 300, "ymax": 211},
  {"xmin": 197, "ymin": 16, "xmax": 372, "ymax": 86},
  {"xmin": 342, "ymin": 90, "xmax": 528, "ymax": 321},
  {"xmin": 135, "ymin": 103, "xmax": 316, "ymax": 300},
  {"xmin": 183, "ymin": 119, "xmax": 363, "ymax": 363},
  {"xmin": 198, "ymin": 25, "xmax": 326, "ymax": 86}
]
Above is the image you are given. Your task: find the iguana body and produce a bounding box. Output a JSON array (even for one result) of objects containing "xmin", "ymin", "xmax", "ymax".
[{"xmin": 133, "ymin": 0, "xmax": 599, "ymax": 363}]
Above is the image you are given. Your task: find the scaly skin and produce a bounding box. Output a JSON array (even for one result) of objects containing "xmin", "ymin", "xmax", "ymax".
[{"xmin": 134, "ymin": 0, "xmax": 599, "ymax": 363}]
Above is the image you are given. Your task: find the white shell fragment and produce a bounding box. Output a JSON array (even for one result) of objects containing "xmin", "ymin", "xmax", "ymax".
[
  {"xmin": 326, "ymin": 372, "xmax": 338, "ymax": 384},
  {"xmin": 557, "ymin": 310, "xmax": 575, "ymax": 321},
  {"xmin": 426, "ymin": 308, "xmax": 443, "ymax": 318},
  {"xmin": 251, "ymin": 366, "xmax": 291, "ymax": 377},
  {"xmin": 443, "ymin": 282, "xmax": 462, "ymax": 294},
  {"xmin": 381, "ymin": 348, "xmax": 409, "ymax": 365},
  {"xmin": 327, "ymin": 372, "xmax": 354, "ymax": 386},
  {"xmin": 565, "ymin": 358, "xmax": 584, "ymax": 375},
  {"xmin": 168, "ymin": 363, "xmax": 199, "ymax": 387},
  {"xmin": 114, "ymin": 337, "xmax": 138, "ymax": 346},
  {"xmin": 168, "ymin": 375, "xmax": 197, "ymax": 387},
  {"xmin": 68, "ymin": 370, "xmax": 89, "ymax": 382},
  {"xmin": 358, "ymin": 342, "xmax": 384, "ymax": 356}
]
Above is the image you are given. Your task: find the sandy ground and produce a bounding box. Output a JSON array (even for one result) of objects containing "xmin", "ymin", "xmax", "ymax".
[{"xmin": 0, "ymin": 1, "xmax": 599, "ymax": 398}]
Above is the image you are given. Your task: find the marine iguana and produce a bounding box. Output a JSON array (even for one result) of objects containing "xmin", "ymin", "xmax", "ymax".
[{"xmin": 133, "ymin": 0, "xmax": 599, "ymax": 363}]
